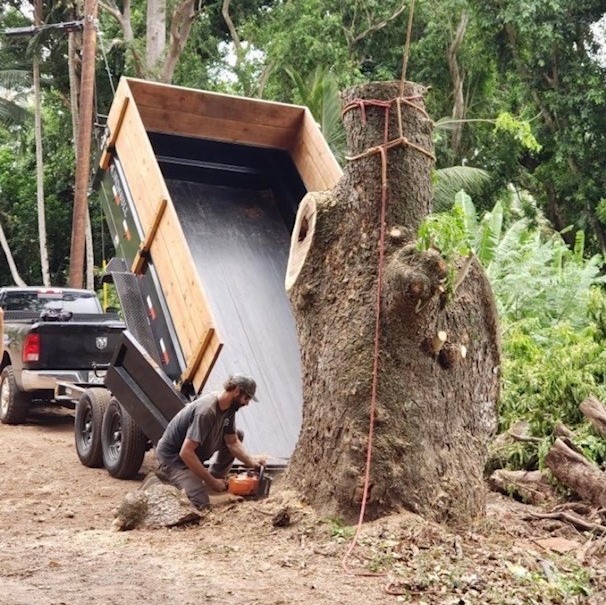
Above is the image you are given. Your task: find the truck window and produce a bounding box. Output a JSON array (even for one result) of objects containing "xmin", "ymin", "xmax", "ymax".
[{"xmin": 3, "ymin": 291, "xmax": 101, "ymax": 313}]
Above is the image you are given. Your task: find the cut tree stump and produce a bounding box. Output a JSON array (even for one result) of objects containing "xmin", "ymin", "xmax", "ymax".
[
  {"xmin": 545, "ymin": 438, "xmax": 606, "ymax": 508},
  {"xmin": 284, "ymin": 81, "xmax": 501, "ymax": 525}
]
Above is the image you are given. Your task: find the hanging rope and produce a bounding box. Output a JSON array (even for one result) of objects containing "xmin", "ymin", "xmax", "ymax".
[
  {"xmin": 96, "ymin": 24, "xmax": 116, "ymax": 95},
  {"xmin": 340, "ymin": 95, "xmax": 434, "ymax": 577},
  {"xmin": 399, "ymin": 0, "xmax": 417, "ymax": 95}
]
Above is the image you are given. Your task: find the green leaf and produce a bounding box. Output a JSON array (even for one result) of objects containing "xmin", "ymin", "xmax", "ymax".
[
  {"xmin": 454, "ymin": 189, "xmax": 478, "ymax": 242},
  {"xmin": 475, "ymin": 201, "xmax": 503, "ymax": 265}
]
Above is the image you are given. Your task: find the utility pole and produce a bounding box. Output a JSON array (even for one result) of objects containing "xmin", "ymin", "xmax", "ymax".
[{"xmin": 69, "ymin": 0, "xmax": 97, "ymax": 288}]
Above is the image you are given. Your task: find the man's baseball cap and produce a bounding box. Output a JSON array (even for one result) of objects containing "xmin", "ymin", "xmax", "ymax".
[{"xmin": 232, "ymin": 374, "xmax": 258, "ymax": 401}]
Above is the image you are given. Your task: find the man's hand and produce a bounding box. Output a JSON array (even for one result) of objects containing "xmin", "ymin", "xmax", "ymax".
[
  {"xmin": 251, "ymin": 454, "xmax": 268, "ymax": 468},
  {"xmin": 208, "ymin": 476, "xmax": 227, "ymax": 493}
]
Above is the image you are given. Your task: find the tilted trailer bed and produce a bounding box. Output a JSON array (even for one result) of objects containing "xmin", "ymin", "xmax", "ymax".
[{"xmin": 80, "ymin": 78, "xmax": 342, "ymax": 477}]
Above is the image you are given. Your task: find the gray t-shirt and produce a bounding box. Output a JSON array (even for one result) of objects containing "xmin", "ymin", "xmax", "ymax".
[{"xmin": 155, "ymin": 393, "xmax": 236, "ymax": 469}]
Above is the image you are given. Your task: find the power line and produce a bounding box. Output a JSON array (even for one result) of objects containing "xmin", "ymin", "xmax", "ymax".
[{"xmin": 2, "ymin": 21, "xmax": 83, "ymax": 38}]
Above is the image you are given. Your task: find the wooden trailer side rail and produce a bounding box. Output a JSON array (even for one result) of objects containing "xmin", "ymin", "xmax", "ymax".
[{"xmin": 102, "ymin": 78, "xmax": 222, "ymax": 392}]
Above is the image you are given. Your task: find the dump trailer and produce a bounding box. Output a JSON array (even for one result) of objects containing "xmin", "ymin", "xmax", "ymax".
[{"xmin": 80, "ymin": 77, "xmax": 342, "ymax": 478}]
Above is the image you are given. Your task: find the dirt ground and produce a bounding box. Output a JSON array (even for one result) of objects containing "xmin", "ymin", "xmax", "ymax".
[{"xmin": 1, "ymin": 407, "xmax": 606, "ymax": 605}]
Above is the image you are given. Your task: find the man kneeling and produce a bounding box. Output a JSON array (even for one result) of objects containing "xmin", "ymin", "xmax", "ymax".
[{"xmin": 155, "ymin": 374, "xmax": 266, "ymax": 509}]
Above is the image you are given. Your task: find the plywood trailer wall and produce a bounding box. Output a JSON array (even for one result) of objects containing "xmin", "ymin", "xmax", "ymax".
[{"xmin": 100, "ymin": 77, "xmax": 342, "ymax": 394}]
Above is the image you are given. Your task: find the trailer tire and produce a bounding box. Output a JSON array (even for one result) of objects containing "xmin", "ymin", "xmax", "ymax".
[
  {"xmin": 75, "ymin": 388, "xmax": 111, "ymax": 468},
  {"xmin": 0, "ymin": 366, "xmax": 31, "ymax": 425},
  {"xmin": 101, "ymin": 397, "xmax": 147, "ymax": 479}
]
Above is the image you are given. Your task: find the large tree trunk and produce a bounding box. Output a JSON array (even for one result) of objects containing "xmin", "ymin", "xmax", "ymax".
[{"xmin": 285, "ymin": 81, "xmax": 500, "ymax": 525}]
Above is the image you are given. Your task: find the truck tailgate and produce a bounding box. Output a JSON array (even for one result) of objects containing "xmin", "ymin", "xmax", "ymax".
[{"xmin": 27, "ymin": 322, "xmax": 124, "ymax": 369}]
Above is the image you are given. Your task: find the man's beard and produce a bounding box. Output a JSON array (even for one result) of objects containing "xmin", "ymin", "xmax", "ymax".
[{"xmin": 232, "ymin": 395, "xmax": 247, "ymax": 410}]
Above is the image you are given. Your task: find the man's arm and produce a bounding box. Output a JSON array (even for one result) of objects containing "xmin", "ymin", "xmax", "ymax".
[
  {"xmin": 224, "ymin": 433, "xmax": 267, "ymax": 468},
  {"xmin": 179, "ymin": 437, "xmax": 227, "ymax": 492}
]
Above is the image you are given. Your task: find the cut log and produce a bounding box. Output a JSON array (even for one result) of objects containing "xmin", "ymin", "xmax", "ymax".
[
  {"xmin": 112, "ymin": 474, "xmax": 202, "ymax": 530},
  {"xmin": 544, "ymin": 438, "xmax": 606, "ymax": 508},
  {"xmin": 580, "ymin": 396, "xmax": 606, "ymax": 437},
  {"xmin": 489, "ymin": 469, "xmax": 555, "ymax": 505},
  {"xmin": 553, "ymin": 422, "xmax": 576, "ymax": 439}
]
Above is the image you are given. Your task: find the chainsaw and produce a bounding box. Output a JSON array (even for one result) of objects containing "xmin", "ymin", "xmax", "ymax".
[{"xmin": 227, "ymin": 465, "xmax": 271, "ymax": 499}]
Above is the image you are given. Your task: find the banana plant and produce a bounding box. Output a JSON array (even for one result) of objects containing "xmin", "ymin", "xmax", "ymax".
[{"xmin": 418, "ymin": 189, "xmax": 503, "ymax": 267}]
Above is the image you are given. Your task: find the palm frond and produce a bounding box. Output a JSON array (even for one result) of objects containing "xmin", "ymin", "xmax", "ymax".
[
  {"xmin": 285, "ymin": 66, "xmax": 345, "ymax": 164},
  {"xmin": 433, "ymin": 165, "xmax": 491, "ymax": 211},
  {"xmin": 0, "ymin": 69, "xmax": 32, "ymax": 90},
  {"xmin": 0, "ymin": 97, "xmax": 30, "ymax": 125}
]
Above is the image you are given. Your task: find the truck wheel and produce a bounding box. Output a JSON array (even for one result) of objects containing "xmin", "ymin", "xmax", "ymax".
[
  {"xmin": 75, "ymin": 388, "xmax": 111, "ymax": 468},
  {"xmin": 101, "ymin": 397, "xmax": 147, "ymax": 479},
  {"xmin": 0, "ymin": 366, "xmax": 31, "ymax": 425}
]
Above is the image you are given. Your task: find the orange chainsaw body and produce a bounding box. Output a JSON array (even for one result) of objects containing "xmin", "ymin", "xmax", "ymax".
[
  {"xmin": 227, "ymin": 467, "xmax": 271, "ymax": 499},
  {"xmin": 227, "ymin": 473, "xmax": 259, "ymax": 496}
]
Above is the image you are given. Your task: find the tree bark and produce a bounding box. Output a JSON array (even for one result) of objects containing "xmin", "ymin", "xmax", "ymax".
[
  {"xmin": 146, "ymin": 0, "xmax": 166, "ymax": 75},
  {"xmin": 447, "ymin": 11, "xmax": 468, "ymax": 161},
  {"xmin": 0, "ymin": 219, "xmax": 26, "ymax": 286},
  {"xmin": 33, "ymin": 0, "xmax": 50, "ymax": 286},
  {"xmin": 161, "ymin": 0, "xmax": 203, "ymax": 84},
  {"xmin": 545, "ymin": 438, "xmax": 606, "ymax": 508},
  {"xmin": 285, "ymin": 81, "xmax": 500, "ymax": 525},
  {"xmin": 580, "ymin": 396, "xmax": 606, "ymax": 437},
  {"xmin": 112, "ymin": 474, "xmax": 201, "ymax": 530}
]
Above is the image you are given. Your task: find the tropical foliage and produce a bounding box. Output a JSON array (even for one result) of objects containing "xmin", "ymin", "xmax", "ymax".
[{"xmin": 418, "ymin": 191, "xmax": 606, "ymax": 468}]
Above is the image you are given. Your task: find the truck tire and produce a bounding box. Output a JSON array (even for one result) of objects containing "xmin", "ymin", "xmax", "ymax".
[
  {"xmin": 0, "ymin": 366, "xmax": 31, "ymax": 425},
  {"xmin": 101, "ymin": 397, "xmax": 147, "ymax": 479},
  {"xmin": 75, "ymin": 388, "xmax": 111, "ymax": 468}
]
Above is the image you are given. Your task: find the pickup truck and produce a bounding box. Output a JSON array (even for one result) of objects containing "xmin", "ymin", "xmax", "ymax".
[{"xmin": 0, "ymin": 287, "xmax": 125, "ymax": 424}]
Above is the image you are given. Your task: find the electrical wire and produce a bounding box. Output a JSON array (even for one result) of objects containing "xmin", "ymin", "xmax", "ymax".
[{"xmin": 95, "ymin": 23, "xmax": 115, "ymax": 95}]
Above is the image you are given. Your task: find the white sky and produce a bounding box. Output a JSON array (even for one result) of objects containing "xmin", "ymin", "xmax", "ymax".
[{"xmin": 591, "ymin": 14, "xmax": 606, "ymax": 66}]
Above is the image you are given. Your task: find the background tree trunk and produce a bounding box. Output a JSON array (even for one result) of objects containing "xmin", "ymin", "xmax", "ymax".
[
  {"xmin": 146, "ymin": 0, "xmax": 166, "ymax": 75},
  {"xmin": 285, "ymin": 81, "xmax": 500, "ymax": 525},
  {"xmin": 34, "ymin": 0, "xmax": 50, "ymax": 286},
  {"xmin": 447, "ymin": 11, "xmax": 468, "ymax": 161},
  {"xmin": 0, "ymin": 219, "xmax": 26, "ymax": 286}
]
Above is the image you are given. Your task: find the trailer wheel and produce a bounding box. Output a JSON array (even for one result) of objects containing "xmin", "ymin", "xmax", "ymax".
[
  {"xmin": 75, "ymin": 388, "xmax": 111, "ymax": 468},
  {"xmin": 0, "ymin": 366, "xmax": 31, "ymax": 425},
  {"xmin": 101, "ymin": 398, "xmax": 147, "ymax": 479}
]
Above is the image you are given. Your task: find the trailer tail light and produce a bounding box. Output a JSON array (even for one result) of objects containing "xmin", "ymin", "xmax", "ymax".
[
  {"xmin": 23, "ymin": 333, "xmax": 40, "ymax": 362},
  {"xmin": 146, "ymin": 296, "xmax": 157, "ymax": 321},
  {"xmin": 159, "ymin": 338, "xmax": 169, "ymax": 365}
]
